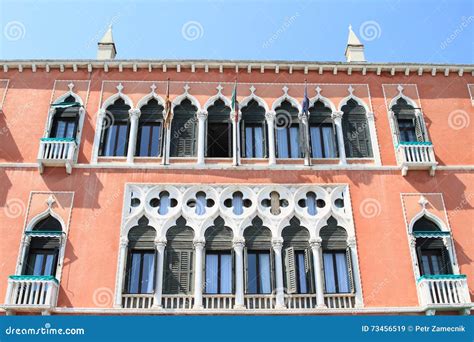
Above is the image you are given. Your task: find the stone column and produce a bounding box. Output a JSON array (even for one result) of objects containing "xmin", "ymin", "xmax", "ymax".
[
  {"xmin": 231, "ymin": 112, "xmax": 241, "ymax": 166},
  {"xmin": 196, "ymin": 111, "xmax": 208, "ymax": 165},
  {"xmin": 298, "ymin": 112, "xmax": 311, "ymax": 166},
  {"xmin": 272, "ymin": 238, "xmax": 286, "ymax": 309},
  {"xmin": 127, "ymin": 108, "xmax": 141, "ymax": 163},
  {"xmin": 265, "ymin": 111, "xmax": 276, "ymax": 165},
  {"xmin": 193, "ymin": 239, "xmax": 205, "ymax": 309},
  {"xmin": 17, "ymin": 236, "xmax": 31, "ymax": 274},
  {"xmin": 233, "ymin": 238, "xmax": 245, "ymax": 309},
  {"xmin": 153, "ymin": 240, "xmax": 167, "ymax": 308},
  {"xmin": 366, "ymin": 111, "xmax": 381, "ymax": 165},
  {"xmin": 92, "ymin": 109, "xmax": 107, "ymax": 163},
  {"xmin": 331, "ymin": 111, "xmax": 347, "ymax": 165},
  {"xmin": 114, "ymin": 238, "xmax": 128, "ymax": 308},
  {"xmin": 310, "ymin": 238, "xmax": 326, "ymax": 308}
]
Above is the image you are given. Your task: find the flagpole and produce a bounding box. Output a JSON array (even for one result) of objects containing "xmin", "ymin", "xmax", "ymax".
[
  {"xmin": 232, "ymin": 78, "xmax": 240, "ymax": 166},
  {"xmin": 302, "ymin": 79, "xmax": 311, "ymax": 166},
  {"xmin": 162, "ymin": 78, "xmax": 172, "ymax": 165}
]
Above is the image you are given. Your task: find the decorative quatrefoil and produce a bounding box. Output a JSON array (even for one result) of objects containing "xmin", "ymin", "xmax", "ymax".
[
  {"xmin": 149, "ymin": 191, "xmax": 178, "ymax": 215},
  {"xmin": 187, "ymin": 191, "xmax": 215, "ymax": 215},
  {"xmin": 261, "ymin": 191, "xmax": 288, "ymax": 215},
  {"xmin": 297, "ymin": 191, "xmax": 326, "ymax": 216},
  {"xmin": 223, "ymin": 191, "xmax": 252, "ymax": 215}
]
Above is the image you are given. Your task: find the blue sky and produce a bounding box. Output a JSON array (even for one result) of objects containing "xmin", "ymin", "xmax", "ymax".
[{"xmin": 0, "ymin": 0, "xmax": 473, "ymax": 63}]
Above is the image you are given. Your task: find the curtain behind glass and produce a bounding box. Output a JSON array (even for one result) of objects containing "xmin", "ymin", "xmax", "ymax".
[
  {"xmin": 322, "ymin": 126, "xmax": 337, "ymax": 158},
  {"xmin": 205, "ymin": 254, "xmax": 219, "ymax": 294},
  {"xmin": 220, "ymin": 254, "xmax": 233, "ymax": 294},
  {"xmin": 259, "ymin": 253, "xmax": 271, "ymax": 294},
  {"xmin": 335, "ymin": 253, "xmax": 349, "ymax": 293},
  {"xmin": 245, "ymin": 127, "xmax": 253, "ymax": 157},
  {"xmin": 297, "ymin": 253, "xmax": 308, "ymax": 293},
  {"xmin": 277, "ymin": 129, "xmax": 289, "ymax": 158},
  {"xmin": 128, "ymin": 253, "xmax": 141, "ymax": 293},
  {"xmin": 310, "ymin": 127, "xmax": 323, "ymax": 158},
  {"xmin": 323, "ymin": 253, "xmax": 336, "ymax": 293},
  {"xmin": 289, "ymin": 127, "xmax": 299, "ymax": 158},
  {"xmin": 141, "ymin": 253, "xmax": 155, "ymax": 293},
  {"xmin": 254, "ymin": 127, "xmax": 264, "ymax": 157},
  {"xmin": 247, "ymin": 253, "xmax": 257, "ymax": 294}
]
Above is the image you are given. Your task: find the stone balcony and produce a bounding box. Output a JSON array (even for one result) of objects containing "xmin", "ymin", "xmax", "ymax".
[
  {"xmin": 37, "ymin": 137, "xmax": 77, "ymax": 175},
  {"xmin": 397, "ymin": 141, "xmax": 437, "ymax": 176}
]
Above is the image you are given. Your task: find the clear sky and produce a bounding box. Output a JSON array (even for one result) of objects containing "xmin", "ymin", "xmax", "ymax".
[{"xmin": 0, "ymin": 0, "xmax": 473, "ymax": 64}]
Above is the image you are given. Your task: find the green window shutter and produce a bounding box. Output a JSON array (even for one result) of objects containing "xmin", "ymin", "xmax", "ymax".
[
  {"xmin": 164, "ymin": 249, "xmax": 194, "ymax": 294},
  {"xmin": 346, "ymin": 247, "xmax": 355, "ymax": 293},
  {"xmin": 414, "ymin": 115, "xmax": 426, "ymax": 142},
  {"xmin": 305, "ymin": 248, "xmax": 315, "ymax": 293},
  {"xmin": 342, "ymin": 115, "xmax": 372, "ymax": 158},
  {"xmin": 284, "ymin": 247, "xmax": 297, "ymax": 294},
  {"xmin": 240, "ymin": 120, "xmax": 246, "ymax": 158},
  {"xmin": 270, "ymin": 248, "xmax": 276, "ymax": 291},
  {"xmin": 243, "ymin": 247, "xmax": 248, "ymax": 293},
  {"xmin": 180, "ymin": 250, "xmax": 193, "ymax": 293}
]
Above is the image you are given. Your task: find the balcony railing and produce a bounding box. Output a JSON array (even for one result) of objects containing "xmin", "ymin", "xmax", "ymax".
[
  {"xmin": 202, "ymin": 294, "xmax": 235, "ymax": 310},
  {"xmin": 396, "ymin": 141, "xmax": 437, "ymax": 176},
  {"xmin": 244, "ymin": 294, "xmax": 276, "ymax": 310},
  {"xmin": 4, "ymin": 275, "xmax": 59, "ymax": 313},
  {"xmin": 286, "ymin": 294, "xmax": 317, "ymax": 309},
  {"xmin": 37, "ymin": 137, "xmax": 76, "ymax": 174},
  {"xmin": 122, "ymin": 293, "xmax": 154, "ymax": 309},
  {"xmin": 161, "ymin": 294, "xmax": 194, "ymax": 310},
  {"xmin": 417, "ymin": 275, "xmax": 471, "ymax": 311},
  {"xmin": 324, "ymin": 293, "xmax": 356, "ymax": 309}
]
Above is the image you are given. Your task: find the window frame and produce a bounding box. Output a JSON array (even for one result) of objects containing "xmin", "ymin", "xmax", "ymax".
[
  {"xmin": 323, "ymin": 250, "xmax": 351, "ymax": 294},
  {"xmin": 24, "ymin": 248, "xmax": 59, "ymax": 276},
  {"xmin": 125, "ymin": 249, "xmax": 156, "ymax": 295},
  {"xmin": 135, "ymin": 119, "xmax": 163, "ymax": 157},
  {"xmin": 205, "ymin": 250, "xmax": 233, "ymax": 294},
  {"xmin": 246, "ymin": 250, "xmax": 272, "ymax": 294},
  {"xmin": 309, "ymin": 123, "xmax": 338, "ymax": 158}
]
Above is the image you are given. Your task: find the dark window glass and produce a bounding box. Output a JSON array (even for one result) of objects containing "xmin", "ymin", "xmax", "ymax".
[
  {"xmin": 323, "ymin": 251, "xmax": 350, "ymax": 294},
  {"xmin": 207, "ymin": 122, "xmax": 231, "ymax": 157},
  {"xmin": 126, "ymin": 250, "xmax": 155, "ymax": 294},
  {"xmin": 51, "ymin": 117, "xmax": 77, "ymax": 139},
  {"xmin": 398, "ymin": 118, "xmax": 417, "ymax": 142},
  {"xmin": 247, "ymin": 251, "xmax": 271, "ymax": 294},
  {"xmin": 420, "ymin": 250, "xmax": 443, "ymax": 275},
  {"xmin": 276, "ymin": 125, "xmax": 300, "ymax": 158},
  {"xmin": 310, "ymin": 124, "xmax": 338, "ymax": 158},
  {"xmin": 100, "ymin": 98, "xmax": 131, "ymax": 157},
  {"xmin": 170, "ymin": 99, "xmax": 197, "ymax": 157},
  {"xmin": 205, "ymin": 252, "xmax": 232, "ymax": 294},
  {"xmin": 295, "ymin": 251, "xmax": 308, "ymax": 294},
  {"xmin": 25, "ymin": 249, "xmax": 58, "ymax": 276},
  {"xmin": 136, "ymin": 122, "xmax": 161, "ymax": 157}
]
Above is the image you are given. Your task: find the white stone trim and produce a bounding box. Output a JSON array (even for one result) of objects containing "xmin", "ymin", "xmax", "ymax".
[
  {"xmin": 0, "ymin": 79, "xmax": 10, "ymax": 111},
  {"xmin": 271, "ymin": 87, "xmax": 302, "ymax": 113}
]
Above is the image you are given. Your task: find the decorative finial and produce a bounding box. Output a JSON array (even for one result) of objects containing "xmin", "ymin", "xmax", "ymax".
[
  {"xmin": 116, "ymin": 83, "xmax": 124, "ymax": 93},
  {"xmin": 67, "ymin": 82, "xmax": 75, "ymax": 92},
  {"xmin": 348, "ymin": 85, "xmax": 354, "ymax": 95},
  {"xmin": 249, "ymin": 85, "xmax": 256, "ymax": 94},
  {"xmin": 150, "ymin": 83, "xmax": 157, "ymax": 93},
  {"xmin": 315, "ymin": 86, "xmax": 321, "ymax": 95},
  {"xmin": 282, "ymin": 85, "xmax": 289, "ymax": 95},
  {"xmin": 418, "ymin": 196, "xmax": 429, "ymax": 209},
  {"xmin": 183, "ymin": 83, "xmax": 190, "ymax": 93},
  {"xmin": 397, "ymin": 84, "xmax": 404, "ymax": 94},
  {"xmin": 216, "ymin": 84, "xmax": 223, "ymax": 94},
  {"xmin": 46, "ymin": 195, "xmax": 56, "ymax": 209}
]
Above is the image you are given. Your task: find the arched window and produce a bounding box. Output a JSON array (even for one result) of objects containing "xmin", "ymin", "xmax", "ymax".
[
  {"xmin": 275, "ymin": 100, "xmax": 301, "ymax": 159},
  {"xmin": 206, "ymin": 99, "xmax": 232, "ymax": 158},
  {"xmin": 282, "ymin": 217, "xmax": 313, "ymax": 294},
  {"xmin": 341, "ymin": 99, "xmax": 372, "ymax": 158},
  {"xmin": 308, "ymin": 101, "xmax": 338, "ymax": 158},
  {"xmin": 125, "ymin": 217, "xmax": 156, "ymax": 294},
  {"xmin": 413, "ymin": 216, "xmax": 452, "ymax": 276},
  {"xmin": 320, "ymin": 217, "xmax": 353, "ymax": 294},
  {"xmin": 243, "ymin": 217, "xmax": 273, "ymax": 295},
  {"xmin": 170, "ymin": 99, "xmax": 198, "ymax": 157},
  {"xmin": 136, "ymin": 98, "xmax": 164, "ymax": 157},
  {"xmin": 204, "ymin": 217, "xmax": 234, "ymax": 294},
  {"xmin": 241, "ymin": 99, "xmax": 267, "ymax": 158},
  {"xmin": 164, "ymin": 217, "xmax": 194, "ymax": 295},
  {"xmin": 391, "ymin": 97, "xmax": 426, "ymax": 143},
  {"xmin": 99, "ymin": 98, "xmax": 131, "ymax": 157},
  {"xmin": 50, "ymin": 95, "xmax": 81, "ymax": 139},
  {"xmin": 23, "ymin": 215, "xmax": 62, "ymax": 277}
]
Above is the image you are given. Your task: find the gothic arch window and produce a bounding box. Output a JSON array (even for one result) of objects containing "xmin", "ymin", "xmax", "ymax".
[
  {"xmin": 275, "ymin": 100, "xmax": 301, "ymax": 159},
  {"xmin": 391, "ymin": 97, "xmax": 427, "ymax": 143},
  {"xmin": 125, "ymin": 217, "xmax": 157, "ymax": 295},
  {"xmin": 320, "ymin": 217, "xmax": 353, "ymax": 294},
  {"xmin": 164, "ymin": 217, "xmax": 195, "ymax": 295},
  {"xmin": 341, "ymin": 99, "xmax": 373, "ymax": 158},
  {"xmin": 243, "ymin": 217, "xmax": 273, "ymax": 295},
  {"xmin": 23, "ymin": 215, "xmax": 62, "ymax": 277},
  {"xmin": 50, "ymin": 95, "xmax": 81, "ymax": 139},
  {"xmin": 240, "ymin": 99, "xmax": 267, "ymax": 158},
  {"xmin": 99, "ymin": 97, "xmax": 131, "ymax": 157},
  {"xmin": 282, "ymin": 217, "xmax": 313, "ymax": 295},
  {"xmin": 308, "ymin": 100, "xmax": 338, "ymax": 158},
  {"xmin": 136, "ymin": 98, "xmax": 164, "ymax": 157},
  {"xmin": 170, "ymin": 98, "xmax": 198, "ymax": 157},
  {"xmin": 413, "ymin": 216, "xmax": 452, "ymax": 276},
  {"xmin": 204, "ymin": 217, "xmax": 234, "ymax": 295},
  {"xmin": 206, "ymin": 99, "xmax": 232, "ymax": 158}
]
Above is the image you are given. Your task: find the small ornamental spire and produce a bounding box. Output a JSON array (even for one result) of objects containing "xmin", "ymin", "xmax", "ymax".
[
  {"xmin": 97, "ymin": 25, "xmax": 117, "ymax": 60},
  {"xmin": 345, "ymin": 24, "xmax": 366, "ymax": 63}
]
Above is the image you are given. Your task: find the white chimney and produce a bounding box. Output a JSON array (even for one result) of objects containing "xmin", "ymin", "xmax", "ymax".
[
  {"xmin": 345, "ymin": 25, "xmax": 366, "ymax": 63},
  {"xmin": 97, "ymin": 25, "xmax": 116, "ymax": 60}
]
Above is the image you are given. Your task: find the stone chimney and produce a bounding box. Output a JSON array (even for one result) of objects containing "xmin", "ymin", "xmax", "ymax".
[
  {"xmin": 345, "ymin": 25, "xmax": 366, "ymax": 62},
  {"xmin": 97, "ymin": 25, "xmax": 116, "ymax": 60}
]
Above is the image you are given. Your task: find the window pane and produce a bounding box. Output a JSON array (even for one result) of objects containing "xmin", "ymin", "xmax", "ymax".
[
  {"xmin": 289, "ymin": 127, "xmax": 299, "ymax": 158},
  {"xmin": 421, "ymin": 255, "xmax": 431, "ymax": 275},
  {"xmin": 430, "ymin": 255, "xmax": 441, "ymax": 275},
  {"xmin": 104, "ymin": 125, "xmax": 117, "ymax": 156},
  {"xmin": 232, "ymin": 192, "xmax": 243, "ymax": 215},
  {"xmin": 258, "ymin": 253, "xmax": 271, "ymax": 294},
  {"xmin": 196, "ymin": 193, "xmax": 206, "ymax": 215},
  {"xmin": 159, "ymin": 192, "xmax": 170, "ymax": 215},
  {"xmin": 310, "ymin": 127, "xmax": 323, "ymax": 158},
  {"xmin": 32, "ymin": 254, "xmax": 45, "ymax": 276},
  {"xmin": 55, "ymin": 121, "xmax": 67, "ymax": 138},
  {"xmin": 139, "ymin": 125, "xmax": 151, "ymax": 156},
  {"xmin": 323, "ymin": 253, "xmax": 336, "ymax": 293},
  {"xmin": 335, "ymin": 252, "xmax": 350, "ymax": 293},
  {"xmin": 254, "ymin": 127, "xmax": 264, "ymax": 158},
  {"xmin": 205, "ymin": 254, "xmax": 219, "ymax": 294},
  {"xmin": 116, "ymin": 124, "xmax": 128, "ymax": 156},
  {"xmin": 245, "ymin": 127, "xmax": 253, "ymax": 157},
  {"xmin": 65, "ymin": 121, "xmax": 76, "ymax": 138},
  {"xmin": 141, "ymin": 253, "xmax": 155, "ymax": 294},
  {"xmin": 297, "ymin": 252, "xmax": 308, "ymax": 294},
  {"xmin": 220, "ymin": 254, "xmax": 233, "ymax": 294},
  {"xmin": 247, "ymin": 253, "xmax": 257, "ymax": 294},
  {"xmin": 277, "ymin": 129, "xmax": 289, "ymax": 158},
  {"xmin": 128, "ymin": 253, "xmax": 141, "ymax": 294},
  {"xmin": 151, "ymin": 124, "xmax": 161, "ymax": 156},
  {"xmin": 322, "ymin": 126, "xmax": 336, "ymax": 158},
  {"xmin": 43, "ymin": 254, "xmax": 55, "ymax": 276}
]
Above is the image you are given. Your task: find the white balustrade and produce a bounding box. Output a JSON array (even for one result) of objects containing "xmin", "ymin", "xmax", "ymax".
[
  {"xmin": 244, "ymin": 294, "xmax": 276, "ymax": 310},
  {"xmin": 324, "ymin": 293, "xmax": 356, "ymax": 309},
  {"xmin": 5, "ymin": 276, "xmax": 59, "ymax": 310},
  {"xmin": 202, "ymin": 294, "xmax": 235, "ymax": 310},
  {"xmin": 418, "ymin": 276, "xmax": 470, "ymax": 307},
  {"xmin": 397, "ymin": 143, "xmax": 437, "ymax": 176},
  {"xmin": 285, "ymin": 294, "xmax": 317, "ymax": 309},
  {"xmin": 122, "ymin": 294, "xmax": 154, "ymax": 309},
  {"xmin": 37, "ymin": 139, "xmax": 77, "ymax": 174},
  {"xmin": 161, "ymin": 294, "xmax": 194, "ymax": 310}
]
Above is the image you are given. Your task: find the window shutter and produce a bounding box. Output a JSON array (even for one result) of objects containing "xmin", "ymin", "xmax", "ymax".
[
  {"xmin": 346, "ymin": 247, "xmax": 355, "ymax": 293},
  {"xmin": 305, "ymin": 248, "xmax": 315, "ymax": 293},
  {"xmin": 440, "ymin": 247, "xmax": 452, "ymax": 274},
  {"xmin": 231, "ymin": 248, "xmax": 235, "ymax": 293},
  {"xmin": 180, "ymin": 250, "xmax": 193, "ymax": 293},
  {"xmin": 284, "ymin": 247, "xmax": 297, "ymax": 294},
  {"xmin": 164, "ymin": 249, "xmax": 193, "ymax": 294},
  {"xmin": 241, "ymin": 120, "xmax": 246, "ymax": 158},
  {"xmin": 393, "ymin": 115, "xmax": 401, "ymax": 144},
  {"xmin": 262, "ymin": 121, "xmax": 268, "ymax": 158},
  {"xmin": 244, "ymin": 247, "xmax": 248, "ymax": 293},
  {"xmin": 414, "ymin": 114, "xmax": 426, "ymax": 142},
  {"xmin": 270, "ymin": 248, "xmax": 276, "ymax": 291}
]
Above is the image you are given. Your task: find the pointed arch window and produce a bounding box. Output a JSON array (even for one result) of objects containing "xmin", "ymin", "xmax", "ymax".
[
  {"xmin": 170, "ymin": 99, "xmax": 198, "ymax": 157},
  {"xmin": 241, "ymin": 99, "xmax": 267, "ymax": 158},
  {"xmin": 206, "ymin": 99, "xmax": 232, "ymax": 158},
  {"xmin": 341, "ymin": 99, "xmax": 373, "ymax": 158},
  {"xmin": 275, "ymin": 100, "xmax": 301, "ymax": 159},
  {"xmin": 136, "ymin": 98, "xmax": 164, "ymax": 157},
  {"xmin": 50, "ymin": 95, "xmax": 81, "ymax": 139},
  {"xmin": 391, "ymin": 97, "xmax": 427, "ymax": 143},
  {"xmin": 308, "ymin": 101, "xmax": 338, "ymax": 158},
  {"xmin": 99, "ymin": 98, "xmax": 131, "ymax": 157}
]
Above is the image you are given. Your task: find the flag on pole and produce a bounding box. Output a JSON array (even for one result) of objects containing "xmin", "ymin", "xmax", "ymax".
[
  {"xmin": 164, "ymin": 78, "xmax": 172, "ymax": 128},
  {"xmin": 231, "ymin": 80, "xmax": 239, "ymax": 123},
  {"xmin": 302, "ymin": 81, "xmax": 311, "ymax": 166},
  {"xmin": 302, "ymin": 81, "xmax": 309, "ymax": 116}
]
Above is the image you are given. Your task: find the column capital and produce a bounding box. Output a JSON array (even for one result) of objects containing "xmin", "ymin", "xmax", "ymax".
[
  {"xmin": 347, "ymin": 236, "xmax": 357, "ymax": 248},
  {"xmin": 128, "ymin": 108, "xmax": 141, "ymax": 119},
  {"xmin": 232, "ymin": 238, "xmax": 245, "ymax": 249},
  {"xmin": 298, "ymin": 112, "xmax": 308, "ymax": 122},
  {"xmin": 155, "ymin": 239, "xmax": 167, "ymax": 250},
  {"xmin": 309, "ymin": 237, "xmax": 322, "ymax": 249},
  {"xmin": 197, "ymin": 110, "xmax": 208, "ymax": 120},
  {"xmin": 331, "ymin": 111, "xmax": 344, "ymax": 120},
  {"xmin": 265, "ymin": 111, "xmax": 276, "ymax": 122},
  {"xmin": 409, "ymin": 235, "xmax": 417, "ymax": 248},
  {"xmin": 120, "ymin": 238, "xmax": 128, "ymax": 248},
  {"xmin": 98, "ymin": 108, "xmax": 107, "ymax": 118},
  {"xmin": 366, "ymin": 111, "xmax": 375, "ymax": 120},
  {"xmin": 193, "ymin": 239, "xmax": 206, "ymax": 248},
  {"xmin": 272, "ymin": 238, "xmax": 283, "ymax": 250}
]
